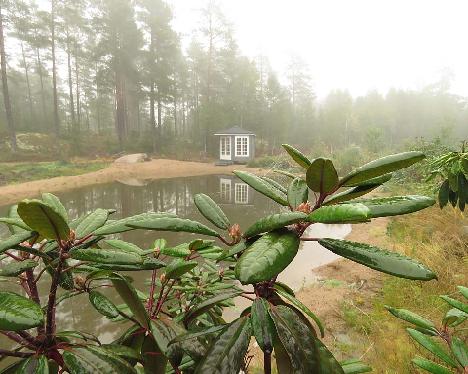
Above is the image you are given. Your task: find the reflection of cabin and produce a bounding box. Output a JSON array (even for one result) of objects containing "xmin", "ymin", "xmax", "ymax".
[
  {"xmin": 214, "ymin": 126, "xmax": 256, "ymax": 165},
  {"xmin": 218, "ymin": 176, "xmax": 254, "ymax": 205}
]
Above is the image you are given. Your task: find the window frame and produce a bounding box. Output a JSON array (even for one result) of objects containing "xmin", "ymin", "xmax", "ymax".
[{"xmin": 235, "ymin": 136, "xmax": 249, "ymax": 157}]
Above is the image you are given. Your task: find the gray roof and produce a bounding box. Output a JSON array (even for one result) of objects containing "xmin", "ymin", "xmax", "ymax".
[{"xmin": 214, "ymin": 126, "xmax": 256, "ymax": 136}]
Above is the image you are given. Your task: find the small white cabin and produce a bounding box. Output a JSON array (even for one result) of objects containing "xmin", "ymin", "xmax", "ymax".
[{"xmin": 214, "ymin": 126, "xmax": 256, "ymax": 165}]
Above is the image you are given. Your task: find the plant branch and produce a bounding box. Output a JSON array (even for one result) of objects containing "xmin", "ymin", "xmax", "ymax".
[
  {"xmin": 0, "ymin": 331, "xmax": 36, "ymax": 350},
  {"xmin": 0, "ymin": 349, "xmax": 33, "ymax": 358},
  {"xmin": 264, "ymin": 351, "xmax": 272, "ymax": 374},
  {"xmin": 300, "ymin": 237, "xmax": 320, "ymax": 241},
  {"xmin": 4, "ymin": 251, "xmax": 21, "ymax": 261}
]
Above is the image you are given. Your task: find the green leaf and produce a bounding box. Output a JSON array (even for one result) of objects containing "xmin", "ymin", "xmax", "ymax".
[
  {"xmin": 184, "ymin": 291, "xmax": 243, "ymax": 324},
  {"xmin": 341, "ymin": 151, "xmax": 425, "ymax": 186},
  {"xmin": 243, "ymin": 212, "xmax": 306, "ymax": 238},
  {"xmin": 160, "ymin": 243, "xmax": 191, "ymax": 257},
  {"xmin": 165, "ymin": 259, "xmax": 198, "ymax": 279},
  {"xmin": 99, "ymin": 345, "xmax": 140, "ymax": 361},
  {"xmin": 194, "ymin": 193, "xmax": 230, "ymax": 230},
  {"xmin": 93, "ymin": 212, "xmax": 176, "ymax": 235},
  {"xmin": 194, "ymin": 317, "xmax": 252, "ymax": 374},
  {"xmin": 261, "ymin": 176, "xmax": 288, "ymax": 194},
  {"xmin": 451, "ymin": 336, "xmax": 468, "ymax": 367},
  {"xmin": 385, "ymin": 306, "xmax": 437, "ymax": 331},
  {"xmin": 89, "ymin": 290, "xmax": 120, "ymax": 319},
  {"xmin": 128, "ymin": 217, "xmax": 220, "ymax": 237},
  {"xmin": 111, "ymin": 273, "xmax": 149, "ymax": 329},
  {"xmin": 0, "ymin": 231, "xmax": 35, "ymax": 254},
  {"xmin": 41, "ymin": 193, "xmax": 68, "ymax": 222},
  {"xmin": 233, "ymin": 170, "xmax": 288, "ymax": 206},
  {"xmin": 141, "ymin": 334, "xmax": 167, "ymax": 374},
  {"xmin": 458, "ymin": 172, "xmax": 466, "ymax": 211},
  {"xmin": 306, "ymin": 158, "xmax": 339, "ymax": 194},
  {"xmin": 70, "ymin": 248, "xmax": 142, "ymax": 265},
  {"xmin": 153, "ymin": 238, "xmax": 167, "ymax": 250},
  {"xmin": 0, "ymin": 291, "xmax": 44, "ymax": 331},
  {"xmin": 17, "ymin": 199, "xmax": 70, "ymax": 240},
  {"xmin": 411, "ymin": 357, "xmax": 453, "ymax": 374},
  {"xmin": 443, "ymin": 308, "xmax": 467, "ymax": 327},
  {"xmin": 406, "ymin": 328, "xmax": 459, "ymax": 368},
  {"xmin": 458, "ymin": 286, "xmax": 468, "ymax": 299},
  {"xmin": 0, "ymin": 217, "xmax": 31, "ymax": 233},
  {"xmin": 76, "ymin": 208, "xmax": 110, "ymax": 238},
  {"xmin": 308, "ymin": 203, "xmax": 370, "ymax": 224},
  {"xmin": 169, "ymin": 324, "xmax": 226, "ymax": 344},
  {"xmin": 0, "ymin": 259, "xmax": 38, "ymax": 277},
  {"xmin": 16, "ymin": 355, "xmax": 49, "ymax": 374},
  {"xmin": 349, "ymin": 195, "xmax": 435, "ymax": 218},
  {"xmin": 104, "ymin": 239, "xmax": 143, "ymax": 254},
  {"xmin": 282, "ymin": 144, "xmax": 312, "ymax": 168},
  {"xmin": 63, "ymin": 346, "xmax": 137, "ymax": 374},
  {"xmin": 440, "ymin": 295, "xmax": 468, "ymax": 314},
  {"xmin": 217, "ymin": 240, "xmax": 248, "ymax": 262},
  {"xmin": 340, "ymin": 359, "xmax": 372, "ymax": 373},
  {"xmin": 274, "ymin": 286, "xmax": 325, "ymax": 338},
  {"xmin": 273, "ymin": 169, "xmax": 298, "ymax": 179},
  {"xmin": 319, "ymin": 239, "xmax": 437, "ymax": 280},
  {"xmin": 288, "ymin": 178, "xmax": 309, "ymax": 208},
  {"xmin": 235, "ymin": 230, "xmax": 300, "ymax": 284},
  {"xmin": 269, "ymin": 305, "xmax": 344, "ymax": 373},
  {"xmin": 251, "ymin": 298, "xmax": 276, "ymax": 353}
]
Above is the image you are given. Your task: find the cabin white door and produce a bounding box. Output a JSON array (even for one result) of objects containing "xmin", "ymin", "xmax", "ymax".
[{"xmin": 220, "ymin": 136, "xmax": 232, "ymax": 160}]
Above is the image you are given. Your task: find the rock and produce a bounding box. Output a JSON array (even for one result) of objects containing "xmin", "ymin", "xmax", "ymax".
[{"xmin": 114, "ymin": 153, "xmax": 150, "ymax": 164}]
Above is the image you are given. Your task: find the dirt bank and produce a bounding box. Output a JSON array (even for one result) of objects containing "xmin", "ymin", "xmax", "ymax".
[{"xmin": 0, "ymin": 159, "xmax": 257, "ymax": 206}]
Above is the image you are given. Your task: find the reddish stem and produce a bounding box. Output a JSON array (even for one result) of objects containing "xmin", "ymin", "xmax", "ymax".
[{"xmin": 0, "ymin": 349, "xmax": 33, "ymax": 358}]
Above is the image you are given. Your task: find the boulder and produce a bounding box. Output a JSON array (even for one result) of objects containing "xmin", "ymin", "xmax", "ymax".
[{"xmin": 114, "ymin": 153, "xmax": 150, "ymax": 164}]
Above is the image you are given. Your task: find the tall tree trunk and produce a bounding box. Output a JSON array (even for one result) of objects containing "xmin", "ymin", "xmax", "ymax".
[
  {"xmin": 74, "ymin": 41, "xmax": 81, "ymax": 129},
  {"xmin": 36, "ymin": 47, "xmax": 47, "ymax": 125},
  {"xmin": 51, "ymin": 0, "xmax": 60, "ymax": 136},
  {"xmin": 174, "ymin": 94, "xmax": 177, "ymax": 137},
  {"xmin": 21, "ymin": 42, "xmax": 34, "ymax": 122},
  {"xmin": 157, "ymin": 94, "xmax": 162, "ymax": 144},
  {"xmin": 182, "ymin": 97, "xmax": 186, "ymax": 136},
  {"xmin": 150, "ymin": 81, "xmax": 156, "ymax": 152},
  {"xmin": 0, "ymin": 5, "xmax": 17, "ymax": 151},
  {"xmin": 115, "ymin": 67, "xmax": 126, "ymax": 151},
  {"xmin": 95, "ymin": 62, "xmax": 101, "ymax": 134},
  {"xmin": 66, "ymin": 29, "xmax": 76, "ymax": 133}
]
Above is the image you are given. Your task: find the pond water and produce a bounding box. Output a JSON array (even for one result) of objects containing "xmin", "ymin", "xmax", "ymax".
[{"xmin": 0, "ymin": 174, "xmax": 350, "ymax": 349}]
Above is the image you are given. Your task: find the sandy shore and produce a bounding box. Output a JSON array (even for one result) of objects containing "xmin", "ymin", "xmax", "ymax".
[{"xmin": 0, "ymin": 159, "xmax": 258, "ymax": 206}]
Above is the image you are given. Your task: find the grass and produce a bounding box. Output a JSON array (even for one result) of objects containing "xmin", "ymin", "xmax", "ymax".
[
  {"xmin": 0, "ymin": 160, "xmax": 110, "ymax": 185},
  {"xmin": 340, "ymin": 205, "xmax": 467, "ymax": 373}
]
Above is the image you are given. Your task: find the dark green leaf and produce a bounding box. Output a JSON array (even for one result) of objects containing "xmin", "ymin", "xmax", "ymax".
[
  {"xmin": 306, "ymin": 158, "xmax": 338, "ymax": 194},
  {"xmin": 165, "ymin": 259, "xmax": 198, "ymax": 279},
  {"xmin": 104, "ymin": 239, "xmax": 143, "ymax": 254},
  {"xmin": 235, "ymin": 230, "xmax": 300, "ymax": 284},
  {"xmin": 184, "ymin": 291, "xmax": 242, "ymax": 324},
  {"xmin": 261, "ymin": 176, "xmax": 288, "ymax": 194},
  {"xmin": 128, "ymin": 217, "xmax": 220, "ymax": 237},
  {"xmin": 451, "ymin": 337, "xmax": 468, "ymax": 367},
  {"xmin": 251, "ymin": 298, "xmax": 276, "ymax": 353},
  {"xmin": 458, "ymin": 172, "xmax": 466, "ymax": 211},
  {"xmin": 0, "ymin": 217, "xmax": 31, "ymax": 233},
  {"xmin": 288, "ymin": 178, "xmax": 309, "ymax": 208},
  {"xmin": 0, "ymin": 259, "xmax": 38, "ymax": 277},
  {"xmin": 160, "ymin": 243, "xmax": 191, "ymax": 257},
  {"xmin": 233, "ymin": 170, "xmax": 288, "ymax": 206},
  {"xmin": 6, "ymin": 205, "xmax": 30, "ymax": 234},
  {"xmin": 340, "ymin": 359, "xmax": 372, "ymax": 373},
  {"xmin": 169, "ymin": 324, "xmax": 226, "ymax": 344},
  {"xmin": 274, "ymin": 281, "xmax": 295, "ymax": 296},
  {"xmin": 440, "ymin": 295, "xmax": 468, "ymax": 314},
  {"xmin": 319, "ymin": 239, "xmax": 437, "ymax": 280},
  {"xmin": 70, "ymin": 248, "xmax": 142, "ymax": 265},
  {"xmin": 411, "ymin": 357, "xmax": 453, "ymax": 374},
  {"xmin": 443, "ymin": 308, "xmax": 467, "ymax": 327},
  {"xmin": 385, "ymin": 306, "xmax": 436, "ymax": 331},
  {"xmin": 0, "ymin": 291, "xmax": 44, "ymax": 331},
  {"xmin": 273, "ymin": 169, "xmax": 298, "ymax": 179},
  {"xmin": 89, "ymin": 290, "xmax": 120, "ymax": 319},
  {"xmin": 438, "ymin": 181, "xmax": 450, "ymax": 209},
  {"xmin": 217, "ymin": 240, "xmax": 248, "ymax": 262},
  {"xmin": 0, "ymin": 231, "xmax": 36, "ymax": 254},
  {"xmin": 41, "ymin": 193, "xmax": 68, "ymax": 222},
  {"xmin": 406, "ymin": 328, "xmax": 459, "ymax": 368},
  {"xmin": 341, "ymin": 151, "xmax": 425, "ymax": 186},
  {"xmin": 308, "ymin": 203, "xmax": 370, "ymax": 224},
  {"xmin": 141, "ymin": 334, "xmax": 167, "ymax": 374},
  {"xmin": 93, "ymin": 212, "xmax": 176, "ymax": 235},
  {"xmin": 274, "ymin": 286, "xmax": 325, "ymax": 338},
  {"xmin": 16, "ymin": 355, "xmax": 49, "ymax": 374},
  {"xmin": 243, "ymin": 212, "xmax": 306, "ymax": 238},
  {"xmin": 17, "ymin": 199, "xmax": 70, "ymax": 240},
  {"xmin": 194, "ymin": 193, "xmax": 230, "ymax": 230},
  {"xmin": 282, "ymin": 144, "xmax": 312, "ymax": 168},
  {"xmin": 194, "ymin": 317, "xmax": 252, "ymax": 374},
  {"xmin": 350, "ymin": 195, "xmax": 435, "ymax": 218},
  {"xmin": 99, "ymin": 345, "xmax": 140, "ymax": 361},
  {"xmin": 76, "ymin": 208, "xmax": 110, "ymax": 238}
]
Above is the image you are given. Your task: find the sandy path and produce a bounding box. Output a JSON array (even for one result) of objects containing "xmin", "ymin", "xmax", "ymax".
[{"xmin": 0, "ymin": 159, "xmax": 257, "ymax": 206}]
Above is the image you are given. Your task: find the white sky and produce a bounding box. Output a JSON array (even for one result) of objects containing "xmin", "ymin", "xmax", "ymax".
[{"xmin": 169, "ymin": 0, "xmax": 468, "ymax": 99}]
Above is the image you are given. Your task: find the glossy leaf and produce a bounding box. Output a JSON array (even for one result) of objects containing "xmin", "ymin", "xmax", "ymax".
[
  {"xmin": 385, "ymin": 306, "xmax": 436, "ymax": 331},
  {"xmin": 243, "ymin": 212, "xmax": 306, "ymax": 238},
  {"xmin": 104, "ymin": 239, "xmax": 143, "ymax": 254},
  {"xmin": 451, "ymin": 337, "xmax": 468, "ymax": 367},
  {"xmin": 282, "ymin": 144, "xmax": 312, "ymax": 168},
  {"xmin": 443, "ymin": 308, "xmax": 467, "ymax": 327},
  {"xmin": 165, "ymin": 259, "xmax": 198, "ymax": 279},
  {"xmin": 217, "ymin": 240, "xmax": 248, "ymax": 262},
  {"xmin": 111, "ymin": 273, "xmax": 149, "ymax": 329},
  {"xmin": 233, "ymin": 170, "xmax": 288, "ymax": 206},
  {"xmin": 76, "ymin": 208, "xmax": 110, "ymax": 238},
  {"xmin": 17, "ymin": 199, "xmax": 70, "ymax": 240},
  {"xmin": 308, "ymin": 203, "xmax": 370, "ymax": 224},
  {"xmin": 288, "ymin": 177, "xmax": 309, "ymax": 208},
  {"xmin": 93, "ymin": 212, "xmax": 176, "ymax": 235},
  {"xmin": 0, "ymin": 291, "xmax": 44, "ymax": 331},
  {"xmin": 194, "ymin": 193, "xmax": 230, "ymax": 230},
  {"xmin": 411, "ymin": 357, "xmax": 452, "ymax": 374},
  {"xmin": 70, "ymin": 248, "xmax": 142, "ymax": 265},
  {"xmin": 0, "ymin": 259, "xmax": 38, "ymax": 277},
  {"xmin": 440, "ymin": 295, "xmax": 468, "ymax": 314},
  {"xmin": 458, "ymin": 285, "xmax": 468, "ymax": 299},
  {"xmin": 63, "ymin": 346, "xmax": 137, "ymax": 374},
  {"xmin": 169, "ymin": 324, "xmax": 226, "ymax": 344},
  {"xmin": 161, "ymin": 243, "xmax": 191, "ymax": 257},
  {"xmin": 0, "ymin": 231, "xmax": 35, "ymax": 254},
  {"xmin": 274, "ymin": 286, "xmax": 325, "ymax": 338},
  {"xmin": 235, "ymin": 230, "xmax": 300, "ymax": 284},
  {"xmin": 89, "ymin": 290, "xmax": 120, "ymax": 319},
  {"xmin": 341, "ymin": 151, "xmax": 425, "ymax": 186},
  {"xmin": 141, "ymin": 334, "xmax": 167, "ymax": 374},
  {"xmin": 319, "ymin": 239, "xmax": 437, "ymax": 280},
  {"xmin": 306, "ymin": 158, "xmax": 339, "ymax": 194},
  {"xmin": 251, "ymin": 298, "xmax": 276, "ymax": 353},
  {"xmin": 128, "ymin": 217, "xmax": 220, "ymax": 237},
  {"xmin": 340, "ymin": 359, "xmax": 372, "ymax": 373},
  {"xmin": 16, "ymin": 355, "xmax": 49, "ymax": 374},
  {"xmin": 184, "ymin": 291, "xmax": 243, "ymax": 324},
  {"xmin": 406, "ymin": 328, "xmax": 459, "ymax": 368},
  {"xmin": 194, "ymin": 317, "xmax": 252, "ymax": 374},
  {"xmin": 350, "ymin": 195, "xmax": 435, "ymax": 218},
  {"xmin": 99, "ymin": 345, "xmax": 140, "ymax": 361},
  {"xmin": 41, "ymin": 192, "xmax": 68, "ymax": 222},
  {"xmin": 261, "ymin": 176, "xmax": 288, "ymax": 194},
  {"xmin": 273, "ymin": 169, "xmax": 298, "ymax": 179}
]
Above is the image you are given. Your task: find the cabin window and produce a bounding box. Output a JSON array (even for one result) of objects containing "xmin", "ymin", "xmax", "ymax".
[
  {"xmin": 235, "ymin": 183, "xmax": 249, "ymax": 204},
  {"xmin": 220, "ymin": 136, "xmax": 231, "ymax": 157},
  {"xmin": 235, "ymin": 136, "xmax": 249, "ymax": 157}
]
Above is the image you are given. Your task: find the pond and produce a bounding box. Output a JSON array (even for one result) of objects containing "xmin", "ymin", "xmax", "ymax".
[{"xmin": 0, "ymin": 174, "xmax": 351, "ymax": 349}]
